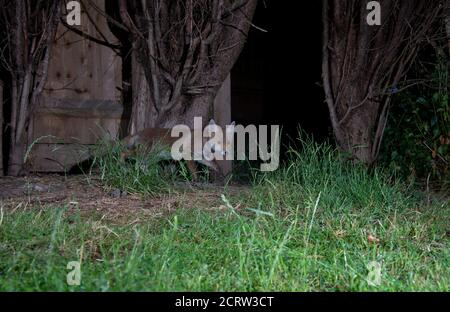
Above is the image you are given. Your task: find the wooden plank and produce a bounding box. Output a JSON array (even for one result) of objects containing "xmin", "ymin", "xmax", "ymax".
[
  {"xmin": 36, "ymin": 98, "xmax": 124, "ymax": 118},
  {"xmin": 43, "ymin": 0, "xmax": 122, "ymax": 102},
  {"xmin": 29, "ymin": 0, "xmax": 124, "ymax": 172},
  {"xmin": 33, "ymin": 114, "xmax": 120, "ymax": 145},
  {"xmin": 28, "ymin": 144, "xmax": 93, "ymax": 172},
  {"xmin": 33, "ymin": 98, "xmax": 124, "ymax": 144}
]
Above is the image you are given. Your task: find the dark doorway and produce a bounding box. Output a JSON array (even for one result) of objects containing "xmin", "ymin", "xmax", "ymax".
[{"xmin": 231, "ymin": 1, "xmax": 330, "ymax": 152}]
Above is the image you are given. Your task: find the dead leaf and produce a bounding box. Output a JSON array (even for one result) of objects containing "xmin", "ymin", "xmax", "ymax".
[
  {"xmin": 367, "ymin": 234, "xmax": 380, "ymax": 244},
  {"xmin": 334, "ymin": 230, "xmax": 346, "ymax": 238}
]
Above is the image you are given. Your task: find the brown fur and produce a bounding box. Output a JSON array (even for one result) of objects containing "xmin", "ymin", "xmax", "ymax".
[{"xmin": 121, "ymin": 128, "xmax": 222, "ymax": 180}]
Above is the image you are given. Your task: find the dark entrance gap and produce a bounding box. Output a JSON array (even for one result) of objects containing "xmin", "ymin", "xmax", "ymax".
[{"xmin": 231, "ymin": 1, "xmax": 330, "ymax": 157}]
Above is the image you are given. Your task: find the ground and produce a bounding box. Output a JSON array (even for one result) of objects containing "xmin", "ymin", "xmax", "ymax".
[
  {"xmin": 0, "ymin": 174, "xmax": 247, "ymax": 221},
  {"xmin": 0, "ymin": 170, "xmax": 448, "ymax": 291}
]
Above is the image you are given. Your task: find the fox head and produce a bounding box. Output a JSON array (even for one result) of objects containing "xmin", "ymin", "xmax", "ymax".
[{"xmin": 203, "ymin": 119, "xmax": 235, "ymax": 159}]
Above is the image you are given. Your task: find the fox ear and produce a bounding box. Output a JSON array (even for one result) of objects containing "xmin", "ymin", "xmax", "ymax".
[
  {"xmin": 209, "ymin": 119, "xmax": 216, "ymax": 125},
  {"xmin": 230, "ymin": 121, "xmax": 236, "ymax": 126}
]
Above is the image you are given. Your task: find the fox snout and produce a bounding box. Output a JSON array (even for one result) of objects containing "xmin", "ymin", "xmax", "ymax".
[{"xmin": 210, "ymin": 145, "xmax": 227, "ymax": 157}]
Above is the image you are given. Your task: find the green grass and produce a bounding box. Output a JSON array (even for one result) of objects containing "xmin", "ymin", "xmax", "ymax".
[
  {"xmin": 91, "ymin": 138, "xmax": 175, "ymax": 196},
  {"xmin": 90, "ymin": 138, "xmax": 211, "ymax": 195},
  {"xmin": 0, "ymin": 139, "xmax": 448, "ymax": 291}
]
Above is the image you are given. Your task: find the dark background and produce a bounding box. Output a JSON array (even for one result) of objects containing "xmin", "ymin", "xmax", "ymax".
[{"xmin": 231, "ymin": 0, "xmax": 330, "ymax": 150}]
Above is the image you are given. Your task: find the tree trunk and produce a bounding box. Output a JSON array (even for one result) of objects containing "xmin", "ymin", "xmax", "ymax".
[
  {"xmin": 7, "ymin": 70, "xmax": 33, "ymax": 176},
  {"xmin": 120, "ymin": 0, "xmax": 258, "ymax": 130},
  {"xmin": 446, "ymin": 0, "xmax": 450, "ymax": 55},
  {"xmin": 0, "ymin": 0, "xmax": 61, "ymax": 176},
  {"xmin": 128, "ymin": 58, "xmax": 217, "ymax": 130},
  {"xmin": 128, "ymin": 52, "xmax": 154, "ymax": 134},
  {"xmin": 336, "ymin": 100, "xmax": 380, "ymax": 163},
  {"xmin": 322, "ymin": 0, "xmax": 441, "ymax": 165},
  {"xmin": 0, "ymin": 79, "xmax": 3, "ymax": 176},
  {"xmin": 214, "ymin": 75, "xmax": 233, "ymax": 177},
  {"xmin": 7, "ymin": 142, "xmax": 26, "ymax": 177}
]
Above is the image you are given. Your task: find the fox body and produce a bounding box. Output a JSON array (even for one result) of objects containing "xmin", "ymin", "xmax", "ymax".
[{"xmin": 121, "ymin": 120, "xmax": 234, "ymax": 180}]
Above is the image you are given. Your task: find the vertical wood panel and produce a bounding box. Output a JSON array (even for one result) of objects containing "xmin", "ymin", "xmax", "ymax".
[
  {"xmin": 30, "ymin": 0, "xmax": 123, "ymax": 172},
  {"xmin": 43, "ymin": 0, "xmax": 122, "ymax": 102}
]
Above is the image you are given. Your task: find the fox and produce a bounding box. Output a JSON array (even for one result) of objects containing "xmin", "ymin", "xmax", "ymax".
[{"xmin": 120, "ymin": 120, "xmax": 235, "ymax": 181}]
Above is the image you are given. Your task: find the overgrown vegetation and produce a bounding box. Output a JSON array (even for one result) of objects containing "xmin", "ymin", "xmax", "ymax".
[
  {"xmin": 91, "ymin": 138, "xmax": 214, "ymax": 195},
  {"xmin": 1, "ymin": 139, "xmax": 448, "ymax": 291},
  {"xmin": 380, "ymin": 53, "xmax": 450, "ymax": 189},
  {"xmin": 91, "ymin": 139, "xmax": 174, "ymax": 196}
]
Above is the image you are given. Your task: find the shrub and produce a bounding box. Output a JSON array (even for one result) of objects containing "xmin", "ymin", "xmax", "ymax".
[{"xmin": 380, "ymin": 54, "xmax": 449, "ymax": 189}]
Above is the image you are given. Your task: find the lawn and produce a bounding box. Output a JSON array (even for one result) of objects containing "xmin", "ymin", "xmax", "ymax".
[{"xmin": 0, "ymin": 140, "xmax": 448, "ymax": 291}]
